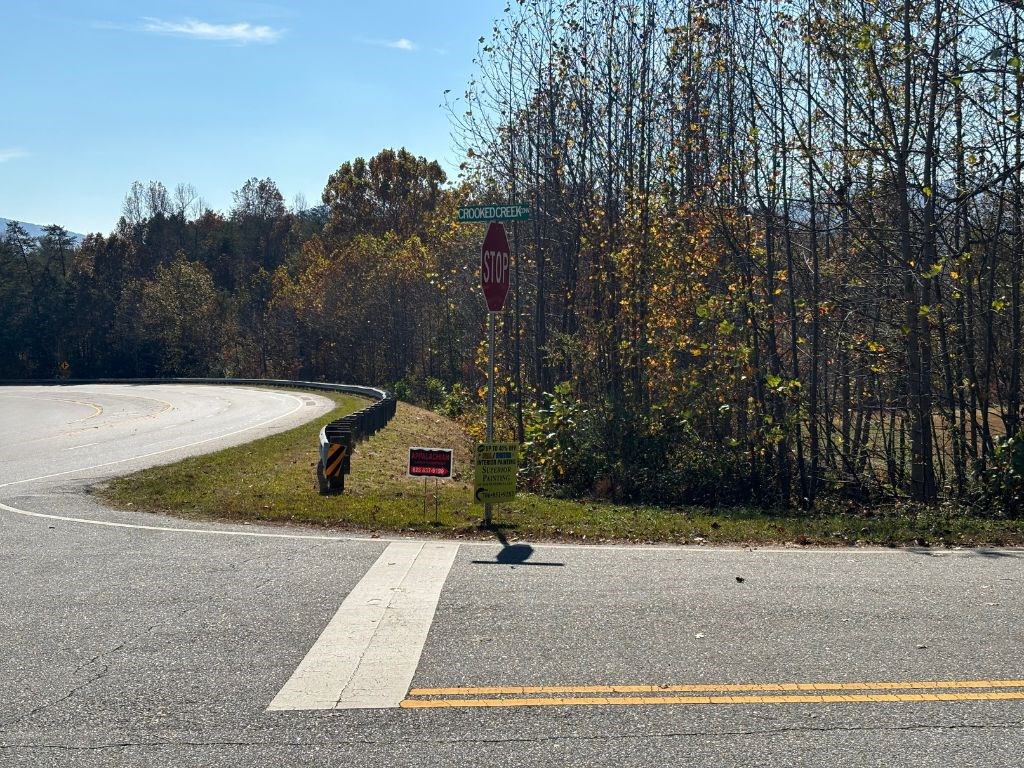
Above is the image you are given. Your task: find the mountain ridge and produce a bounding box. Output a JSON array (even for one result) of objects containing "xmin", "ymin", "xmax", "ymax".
[{"xmin": 1, "ymin": 217, "xmax": 86, "ymax": 245}]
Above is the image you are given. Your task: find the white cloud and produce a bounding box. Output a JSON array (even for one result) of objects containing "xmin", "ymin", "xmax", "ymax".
[
  {"xmin": 0, "ymin": 148, "xmax": 28, "ymax": 163},
  {"xmin": 387, "ymin": 38, "xmax": 417, "ymax": 51},
  {"xmin": 139, "ymin": 17, "xmax": 283, "ymax": 44}
]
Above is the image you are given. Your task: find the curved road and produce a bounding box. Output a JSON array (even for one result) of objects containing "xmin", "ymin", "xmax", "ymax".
[
  {"xmin": 0, "ymin": 384, "xmax": 332, "ymax": 499},
  {"xmin": 1, "ymin": 385, "xmax": 1022, "ymax": 767}
]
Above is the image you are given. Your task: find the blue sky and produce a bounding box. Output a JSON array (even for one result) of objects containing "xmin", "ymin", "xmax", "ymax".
[{"xmin": 0, "ymin": 1, "xmax": 504, "ymax": 235}]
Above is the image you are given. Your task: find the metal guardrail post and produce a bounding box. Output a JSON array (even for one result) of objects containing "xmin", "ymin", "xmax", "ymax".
[{"xmin": 313, "ymin": 386, "xmax": 397, "ymax": 496}]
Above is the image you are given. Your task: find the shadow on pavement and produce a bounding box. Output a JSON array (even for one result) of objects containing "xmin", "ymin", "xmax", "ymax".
[
  {"xmin": 472, "ymin": 524, "xmax": 564, "ymax": 567},
  {"xmin": 906, "ymin": 546, "xmax": 1022, "ymax": 559}
]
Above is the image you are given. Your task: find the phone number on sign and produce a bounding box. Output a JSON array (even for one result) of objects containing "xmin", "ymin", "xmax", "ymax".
[{"xmin": 410, "ymin": 466, "xmax": 451, "ymax": 476}]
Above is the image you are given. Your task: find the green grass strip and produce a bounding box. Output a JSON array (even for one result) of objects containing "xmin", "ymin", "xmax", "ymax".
[{"xmin": 97, "ymin": 391, "xmax": 1024, "ymax": 547}]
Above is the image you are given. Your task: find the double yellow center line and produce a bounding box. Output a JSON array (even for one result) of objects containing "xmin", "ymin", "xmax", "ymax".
[{"xmin": 402, "ymin": 679, "xmax": 1024, "ymax": 709}]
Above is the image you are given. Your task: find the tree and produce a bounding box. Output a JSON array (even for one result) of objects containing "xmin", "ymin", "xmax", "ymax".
[
  {"xmin": 322, "ymin": 148, "xmax": 447, "ymax": 241},
  {"xmin": 40, "ymin": 224, "xmax": 76, "ymax": 280},
  {"xmin": 138, "ymin": 252, "xmax": 222, "ymax": 376},
  {"xmin": 229, "ymin": 177, "xmax": 290, "ymax": 279}
]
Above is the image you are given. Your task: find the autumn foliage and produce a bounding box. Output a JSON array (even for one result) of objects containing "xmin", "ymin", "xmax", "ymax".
[{"xmin": 3, "ymin": 1, "xmax": 1024, "ymax": 514}]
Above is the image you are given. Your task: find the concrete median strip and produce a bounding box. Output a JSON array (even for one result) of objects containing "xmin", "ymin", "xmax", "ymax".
[{"xmin": 268, "ymin": 541, "xmax": 459, "ymax": 710}]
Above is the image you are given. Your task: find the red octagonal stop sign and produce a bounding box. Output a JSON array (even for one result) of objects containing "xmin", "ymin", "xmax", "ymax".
[{"xmin": 480, "ymin": 222, "xmax": 511, "ymax": 311}]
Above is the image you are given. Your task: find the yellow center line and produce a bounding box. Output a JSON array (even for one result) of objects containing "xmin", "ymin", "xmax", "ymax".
[
  {"xmin": 408, "ymin": 679, "xmax": 1024, "ymax": 698},
  {"xmin": 61, "ymin": 399, "xmax": 105, "ymax": 423},
  {"xmin": 0, "ymin": 394, "xmax": 106, "ymax": 423},
  {"xmin": 401, "ymin": 690, "xmax": 1024, "ymax": 710}
]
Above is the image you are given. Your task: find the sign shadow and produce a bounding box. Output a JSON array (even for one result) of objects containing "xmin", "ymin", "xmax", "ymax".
[{"xmin": 472, "ymin": 525, "xmax": 564, "ymax": 567}]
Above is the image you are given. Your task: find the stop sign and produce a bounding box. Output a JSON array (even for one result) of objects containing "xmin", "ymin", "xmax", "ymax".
[{"xmin": 480, "ymin": 222, "xmax": 511, "ymax": 311}]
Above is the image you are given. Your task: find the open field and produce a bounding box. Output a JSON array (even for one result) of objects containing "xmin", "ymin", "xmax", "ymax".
[{"xmin": 98, "ymin": 392, "xmax": 1024, "ymax": 547}]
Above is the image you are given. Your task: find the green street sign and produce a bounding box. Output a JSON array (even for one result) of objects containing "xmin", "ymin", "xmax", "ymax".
[
  {"xmin": 458, "ymin": 203, "xmax": 531, "ymax": 223},
  {"xmin": 473, "ymin": 442, "xmax": 519, "ymax": 505}
]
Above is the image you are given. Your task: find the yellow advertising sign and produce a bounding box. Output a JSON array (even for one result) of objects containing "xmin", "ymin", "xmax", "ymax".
[{"xmin": 473, "ymin": 442, "xmax": 519, "ymax": 505}]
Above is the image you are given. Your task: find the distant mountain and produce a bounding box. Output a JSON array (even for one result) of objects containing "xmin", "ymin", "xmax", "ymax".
[{"xmin": 0, "ymin": 218, "xmax": 86, "ymax": 245}]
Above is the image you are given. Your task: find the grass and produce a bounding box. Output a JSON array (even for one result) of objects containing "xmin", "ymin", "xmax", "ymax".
[{"xmin": 96, "ymin": 391, "xmax": 1024, "ymax": 547}]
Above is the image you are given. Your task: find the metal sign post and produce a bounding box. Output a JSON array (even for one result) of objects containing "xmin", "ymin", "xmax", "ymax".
[
  {"xmin": 486, "ymin": 310, "xmax": 495, "ymax": 525},
  {"xmin": 480, "ymin": 222, "xmax": 511, "ymax": 527},
  {"xmin": 434, "ymin": 477, "xmax": 440, "ymax": 524},
  {"xmin": 460, "ymin": 206, "xmax": 529, "ymax": 527}
]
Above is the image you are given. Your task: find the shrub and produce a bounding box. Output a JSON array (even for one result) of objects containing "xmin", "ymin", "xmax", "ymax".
[
  {"xmin": 392, "ymin": 376, "xmax": 449, "ymax": 410},
  {"xmin": 980, "ymin": 436, "xmax": 1024, "ymax": 518},
  {"xmin": 523, "ymin": 383, "xmax": 606, "ymax": 494},
  {"xmin": 440, "ymin": 382, "xmax": 472, "ymax": 419}
]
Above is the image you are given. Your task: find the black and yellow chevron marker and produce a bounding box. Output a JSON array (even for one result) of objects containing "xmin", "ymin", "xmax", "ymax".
[{"xmin": 325, "ymin": 443, "xmax": 348, "ymax": 478}]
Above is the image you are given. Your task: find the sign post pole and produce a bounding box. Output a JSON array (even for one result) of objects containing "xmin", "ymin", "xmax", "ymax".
[
  {"xmin": 485, "ymin": 310, "xmax": 496, "ymax": 526},
  {"xmin": 464, "ymin": 209, "xmax": 528, "ymax": 521},
  {"xmin": 480, "ymin": 221, "xmax": 511, "ymax": 528}
]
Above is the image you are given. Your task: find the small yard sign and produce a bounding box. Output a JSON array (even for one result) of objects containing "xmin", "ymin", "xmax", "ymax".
[
  {"xmin": 473, "ymin": 442, "xmax": 519, "ymax": 505},
  {"xmin": 408, "ymin": 447, "xmax": 454, "ymax": 479}
]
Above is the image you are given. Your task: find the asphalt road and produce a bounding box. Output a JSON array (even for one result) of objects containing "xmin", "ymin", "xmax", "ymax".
[{"xmin": 1, "ymin": 384, "xmax": 1022, "ymax": 767}]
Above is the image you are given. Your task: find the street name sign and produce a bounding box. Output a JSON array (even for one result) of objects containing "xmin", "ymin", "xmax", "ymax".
[
  {"xmin": 458, "ymin": 203, "xmax": 531, "ymax": 223},
  {"xmin": 473, "ymin": 442, "xmax": 519, "ymax": 505},
  {"xmin": 481, "ymin": 222, "xmax": 511, "ymax": 312}
]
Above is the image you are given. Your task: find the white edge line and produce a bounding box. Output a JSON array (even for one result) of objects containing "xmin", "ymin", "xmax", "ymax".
[
  {"xmin": 0, "ymin": 501, "xmax": 354, "ymax": 541},
  {"xmin": 0, "ymin": 500, "xmax": 966, "ymax": 554}
]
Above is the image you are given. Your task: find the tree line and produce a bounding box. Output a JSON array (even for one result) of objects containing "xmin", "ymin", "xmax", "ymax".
[
  {"xmin": 3, "ymin": 0, "xmax": 1022, "ymax": 512},
  {"xmin": 455, "ymin": 0, "xmax": 1023, "ymax": 510},
  {"xmin": 1, "ymin": 152, "xmax": 480, "ymax": 394}
]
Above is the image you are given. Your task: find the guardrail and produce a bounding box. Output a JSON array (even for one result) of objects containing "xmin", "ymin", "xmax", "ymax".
[
  {"xmin": 0, "ymin": 377, "xmax": 398, "ymax": 496},
  {"xmin": 316, "ymin": 394, "xmax": 398, "ymax": 495}
]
